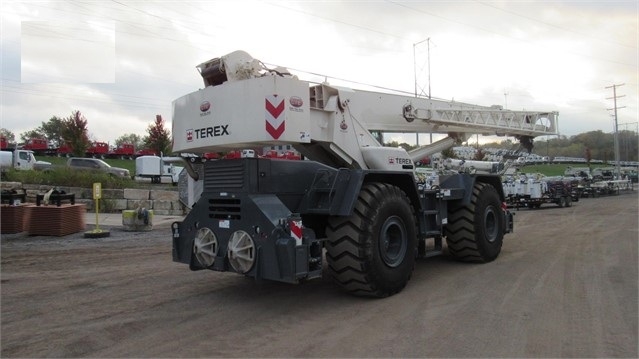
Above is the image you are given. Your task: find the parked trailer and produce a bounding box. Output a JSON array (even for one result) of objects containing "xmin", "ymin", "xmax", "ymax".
[
  {"xmin": 86, "ymin": 141, "xmax": 109, "ymax": 159},
  {"xmin": 1, "ymin": 136, "xmax": 15, "ymax": 151},
  {"xmin": 107, "ymin": 143, "xmax": 135, "ymax": 159},
  {"xmin": 21, "ymin": 138, "xmax": 49, "ymax": 155},
  {"xmin": 583, "ymin": 179, "xmax": 634, "ymax": 197},
  {"xmin": 503, "ymin": 175, "xmax": 579, "ymax": 209}
]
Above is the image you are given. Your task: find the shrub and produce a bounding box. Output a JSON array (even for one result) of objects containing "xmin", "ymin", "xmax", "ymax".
[{"xmin": 3, "ymin": 168, "xmax": 133, "ymax": 189}]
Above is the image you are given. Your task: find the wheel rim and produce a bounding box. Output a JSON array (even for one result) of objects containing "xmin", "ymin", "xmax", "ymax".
[
  {"xmin": 378, "ymin": 216, "xmax": 407, "ymax": 268},
  {"xmin": 193, "ymin": 227, "xmax": 218, "ymax": 267},
  {"xmin": 484, "ymin": 206, "xmax": 498, "ymax": 243},
  {"xmin": 227, "ymin": 230, "xmax": 255, "ymax": 274}
]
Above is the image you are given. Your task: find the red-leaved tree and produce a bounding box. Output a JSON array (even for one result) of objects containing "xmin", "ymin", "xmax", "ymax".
[
  {"xmin": 61, "ymin": 110, "xmax": 90, "ymax": 156},
  {"xmin": 143, "ymin": 115, "xmax": 172, "ymax": 156}
]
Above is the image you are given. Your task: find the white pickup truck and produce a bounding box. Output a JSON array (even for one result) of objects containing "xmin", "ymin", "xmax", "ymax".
[{"xmin": 0, "ymin": 150, "xmax": 51, "ymax": 175}]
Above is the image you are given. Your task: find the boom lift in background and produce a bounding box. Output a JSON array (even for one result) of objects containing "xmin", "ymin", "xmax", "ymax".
[{"xmin": 170, "ymin": 50, "xmax": 559, "ymax": 297}]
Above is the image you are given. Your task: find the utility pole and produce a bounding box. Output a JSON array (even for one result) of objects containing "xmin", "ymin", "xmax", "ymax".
[
  {"xmin": 413, "ymin": 37, "xmax": 432, "ymax": 145},
  {"xmin": 606, "ymin": 83, "xmax": 625, "ymax": 179},
  {"xmin": 427, "ymin": 37, "xmax": 431, "ymax": 100}
]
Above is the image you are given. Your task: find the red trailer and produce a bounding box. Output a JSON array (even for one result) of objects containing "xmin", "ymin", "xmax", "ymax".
[
  {"xmin": 22, "ymin": 138, "xmax": 49, "ymax": 155},
  {"xmin": 0, "ymin": 136, "xmax": 15, "ymax": 151},
  {"xmin": 202, "ymin": 152, "xmax": 220, "ymax": 160},
  {"xmin": 56, "ymin": 142, "xmax": 73, "ymax": 157},
  {"xmin": 108, "ymin": 143, "xmax": 135, "ymax": 159},
  {"xmin": 263, "ymin": 150, "xmax": 300, "ymax": 160},
  {"xmin": 86, "ymin": 141, "xmax": 109, "ymax": 158},
  {"xmin": 135, "ymin": 148, "xmax": 157, "ymax": 157}
]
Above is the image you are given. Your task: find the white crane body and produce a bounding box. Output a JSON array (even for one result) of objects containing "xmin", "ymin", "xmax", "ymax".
[
  {"xmin": 170, "ymin": 51, "xmax": 559, "ymax": 297},
  {"xmin": 173, "ymin": 50, "xmax": 557, "ymax": 170}
]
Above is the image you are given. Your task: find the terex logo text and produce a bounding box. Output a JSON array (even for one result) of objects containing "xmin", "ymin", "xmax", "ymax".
[{"xmin": 187, "ymin": 125, "xmax": 230, "ymax": 142}]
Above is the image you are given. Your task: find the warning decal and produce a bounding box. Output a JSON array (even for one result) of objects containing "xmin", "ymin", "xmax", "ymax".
[{"xmin": 265, "ymin": 94, "xmax": 285, "ymax": 139}]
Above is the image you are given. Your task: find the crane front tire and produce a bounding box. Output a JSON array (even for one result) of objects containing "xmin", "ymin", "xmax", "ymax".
[{"xmin": 326, "ymin": 183, "xmax": 417, "ymax": 298}]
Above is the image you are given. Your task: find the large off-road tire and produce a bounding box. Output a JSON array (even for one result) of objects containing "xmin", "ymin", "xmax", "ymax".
[
  {"xmin": 325, "ymin": 183, "xmax": 417, "ymax": 297},
  {"xmin": 558, "ymin": 196, "xmax": 566, "ymax": 207},
  {"xmin": 444, "ymin": 182, "xmax": 504, "ymax": 263},
  {"xmin": 566, "ymin": 196, "xmax": 573, "ymax": 207}
]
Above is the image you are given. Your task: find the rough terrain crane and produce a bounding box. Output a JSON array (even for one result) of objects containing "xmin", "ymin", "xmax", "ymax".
[{"xmin": 170, "ymin": 50, "xmax": 559, "ymax": 297}]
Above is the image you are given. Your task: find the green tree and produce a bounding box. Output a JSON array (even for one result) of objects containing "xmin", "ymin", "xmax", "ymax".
[
  {"xmin": 384, "ymin": 140, "xmax": 417, "ymax": 151},
  {"xmin": 20, "ymin": 129, "xmax": 44, "ymax": 143},
  {"xmin": 61, "ymin": 111, "xmax": 90, "ymax": 156},
  {"xmin": 441, "ymin": 148, "xmax": 457, "ymax": 159},
  {"xmin": 143, "ymin": 115, "xmax": 171, "ymax": 156},
  {"xmin": 115, "ymin": 133, "xmax": 143, "ymax": 150},
  {"xmin": 0, "ymin": 128, "xmax": 15, "ymax": 142},
  {"xmin": 39, "ymin": 116, "xmax": 65, "ymax": 148},
  {"xmin": 384, "ymin": 140, "xmax": 401, "ymax": 148}
]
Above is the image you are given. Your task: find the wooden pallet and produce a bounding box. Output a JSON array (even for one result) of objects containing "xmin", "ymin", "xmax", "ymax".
[{"xmin": 26, "ymin": 204, "xmax": 86, "ymax": 236}]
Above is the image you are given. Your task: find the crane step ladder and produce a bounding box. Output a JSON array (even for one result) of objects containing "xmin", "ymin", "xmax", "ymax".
[{"xmin": 418, "ymin": 188, "xmax": 444, "ymax": 258}]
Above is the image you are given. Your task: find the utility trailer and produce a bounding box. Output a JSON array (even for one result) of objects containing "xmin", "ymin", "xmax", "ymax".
[
  {"xmin": 107, "ymin": 143, "xmax": 135, "ymax": 159},
  {"xmin": 503, "ymin": 175, "xmax": 579, "ymax": 209},
  {"xmin": 585, "ymin": 179, "xmax": 633, "ymax": 196},
  {"xmin": 170, "ymin": 50, "xmax": 558, "ymax": 297}
]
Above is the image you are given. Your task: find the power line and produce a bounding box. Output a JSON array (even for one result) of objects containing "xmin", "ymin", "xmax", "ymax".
[
  {"xmin": 388, "ymin": 0, "xmax": 636, "ymax": 68},
  {"xmin": 476, "ymin": 0, "xmax": 637, "ymax": 50},
  {"xmin": 266, "ymin": 1, "xmax": 409, "ymax": 42},
  {"xmin": 0, "ymin": 80, "xmax": 172, "ymax": 109}
]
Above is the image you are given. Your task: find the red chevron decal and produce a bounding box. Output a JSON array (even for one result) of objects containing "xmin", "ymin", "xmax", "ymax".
[
  {"xmin": 266, "ymin": 97, "xmax": 285, "ymax": 118},
  {"xmin": 266, "ymin": 120, "xmax": 285, "ymax": 139}
]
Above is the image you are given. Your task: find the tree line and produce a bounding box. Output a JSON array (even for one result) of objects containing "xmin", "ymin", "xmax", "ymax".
[
  {"xmin": 385, "ymin": 129, "xmax": 638, "ymax": 162},
  {"xmin": 0, "ymin": 110, "xmax": 171, "ymax": 157},
  {"xmin": 3, "ymin": 115, "xmax": 636, "ymax": 162}
]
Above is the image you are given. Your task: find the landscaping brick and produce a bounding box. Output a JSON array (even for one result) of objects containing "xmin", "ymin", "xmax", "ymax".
[{"xmin": 124, "ymin": 188, "xmax": 149, "ymax": 200}]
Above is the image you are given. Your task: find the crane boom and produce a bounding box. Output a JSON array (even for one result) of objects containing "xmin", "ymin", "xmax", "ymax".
[{"xmin": 172, "ymin": 50, "xmax": 558, "ymax": 170}]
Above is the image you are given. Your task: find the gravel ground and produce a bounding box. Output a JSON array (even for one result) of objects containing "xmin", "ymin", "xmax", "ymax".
[{"xmin": 1, "ymin": 189, "xmax": 637, "ymax": 358}]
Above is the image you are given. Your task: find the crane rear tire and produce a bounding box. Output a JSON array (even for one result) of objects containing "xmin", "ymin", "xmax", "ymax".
[
  {"xmin": 444, "ymin": 182, "xmax": 504, "ymax": 263},
  {"xmin": 326, "ymin": 183, "xmax": 417, "ymax": 297}
]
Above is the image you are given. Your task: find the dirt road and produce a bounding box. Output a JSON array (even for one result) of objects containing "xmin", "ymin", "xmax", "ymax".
[{"xmin": 2, "ymin": 190, "xmax": 637, "ymax": 357}]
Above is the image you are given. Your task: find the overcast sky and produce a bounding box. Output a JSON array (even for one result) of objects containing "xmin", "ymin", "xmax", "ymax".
[{"xmin": 1, "ymin": 0, "xmax": 637, "ymax": 148}]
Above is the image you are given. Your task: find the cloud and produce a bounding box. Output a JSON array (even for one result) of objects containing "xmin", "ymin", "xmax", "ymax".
[
  {"xmin": 21, "ymin": 21, "xmax": 115, "ymax": 83},
  {"xmin": 0, "ymin": 0, "xmax": 636, "ymax": 148}
]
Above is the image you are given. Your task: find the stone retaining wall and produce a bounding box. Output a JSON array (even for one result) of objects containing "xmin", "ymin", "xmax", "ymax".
[{"xmin": 0, "ymin": 182, "xmax": 184, "ymax": 215}]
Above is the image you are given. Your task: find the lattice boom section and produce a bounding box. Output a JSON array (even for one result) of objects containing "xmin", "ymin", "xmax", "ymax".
[{"xmin": 434, "ymin": 109, "xmax": 558, "ymax": 137}]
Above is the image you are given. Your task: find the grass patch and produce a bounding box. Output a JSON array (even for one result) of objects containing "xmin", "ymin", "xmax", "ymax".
[
  {"xmin": 17, "ymin": 157, "xmax": 604, "ymax": 189},
  {"xmin": 4, "ymin": 168, "xmax": 134, "ymax": 189},
  {"xmin": 516, "ymin": 164, "xmax": 570, "ymax": 176}
]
